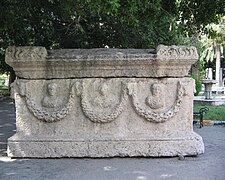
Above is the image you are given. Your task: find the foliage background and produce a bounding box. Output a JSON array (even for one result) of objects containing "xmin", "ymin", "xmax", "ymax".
[
  {"xmin": 191, "ymin": 73, "xmax": 202, "ymax": 96},
  {"xmin": 0, "ymin": 0, "xmax": 225, "ymax": 73},
  {"xmin": 194, "ymin": 104, "xmax": 225, "ymax": 121}
]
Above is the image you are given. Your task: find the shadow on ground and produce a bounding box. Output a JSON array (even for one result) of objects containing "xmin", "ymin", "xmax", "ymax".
[
  {"xmin": 0, "ymin": 99, "xmax": 16, "ymax": 156},
  {"xmin": 0, "ymin": 99, "xmax": 225, "ymax": 180}
]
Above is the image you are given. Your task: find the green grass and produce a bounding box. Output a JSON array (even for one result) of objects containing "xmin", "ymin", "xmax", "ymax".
[
  {"xmin": 0, "ymin": 89, "xmax": 10, "ymax": 96},
  {"xmin": 194, "ymin": 103, "xmax": 225, "ymax": 121},
  {"xmin": 0, "ymin": 73, "xmax": 9, "ymax": 88},
  {"xmin": 0, "ymin": 74, "xmax": 9, "ymax": 96}
]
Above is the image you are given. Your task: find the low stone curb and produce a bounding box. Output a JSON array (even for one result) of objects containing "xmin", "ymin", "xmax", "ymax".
[{"xmin": 193, "ymin": 120, "xmax": 225, "ymax": 126}]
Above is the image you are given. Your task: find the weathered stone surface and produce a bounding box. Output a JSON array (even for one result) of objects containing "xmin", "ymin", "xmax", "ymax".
[
  {"xmin": 8, "ymin": 136, "xmax": 204, "ymax": 158},
  {"xmin": 7, "ymin": 77, "xmax": 204, "ymax": 157},
  {"xmin": 6, "ymin": 45, "xmax": 204, "ymax": 157},
  {"xmin": 5, "ymin": 45, "xmax": 198, "ymax": 79}
]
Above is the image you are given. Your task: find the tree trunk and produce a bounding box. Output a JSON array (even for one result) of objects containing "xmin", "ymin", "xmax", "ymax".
[{"xmin": 215, "ymin": 43, "xmax": 221, "ymax": 86}]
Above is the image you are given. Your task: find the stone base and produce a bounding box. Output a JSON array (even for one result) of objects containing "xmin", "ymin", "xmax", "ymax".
[{"xmin": 8, "ymin": 132, "xmax": 204, "ymax": 158}]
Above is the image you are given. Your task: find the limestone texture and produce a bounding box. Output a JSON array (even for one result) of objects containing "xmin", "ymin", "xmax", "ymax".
[
  {"xmin": 5, "ymin": 45, "xmax": 204, "ymax": 158},
  {"xmin": 5, "ymin": 45, "xmax": 198, "ymax": 79}
]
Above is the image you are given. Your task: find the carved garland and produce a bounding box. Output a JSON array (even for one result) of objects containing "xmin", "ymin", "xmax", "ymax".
[
  {"xmin": 80, "ymin": 83, "xmax": 128, "ymax": 123},
  {"xmin": 130, "ymin": 81, "xmax": 183, "ymax": 123},
  {"xmin": 24, "ymin": 93, "xmax": 74, "ymax": 123},
  {"xmin": 16, "ymin": 80, "xmax": 183, "ymax": 123},
  {"xmin": 26, "ymin": 94, "xmax": 73, "ymax": 123},
  {"xmin": 15, "ymin": 80, "xmax": 76, "ymax": 123}
]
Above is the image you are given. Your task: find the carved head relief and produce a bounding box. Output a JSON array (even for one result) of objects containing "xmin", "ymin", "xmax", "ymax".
[
  {"xmin": 146, "ymin": 83, "xmax": 164, "ymax": 110},
  {"xmin": 98, "ymin": 83, "xmax": 108, "ymax": 96},
  {"xmin": 42, "ymin": 82, "xmax": 58, "ymax": 108},
  {"xmin": 151, "ymin": 83, "xmax": 162, "ymax": 96},
  {"xmin": 47, "ymin": 83, "xmax": 57, "ymax": 96},
  {"xmin": 23, "ymin": 81, "xmax": 74, "ymax": 122}
]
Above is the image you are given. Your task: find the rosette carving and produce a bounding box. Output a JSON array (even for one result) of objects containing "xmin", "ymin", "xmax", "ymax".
[
  {"xmin": 79, "ymin": 81, "xmax": 128, "ymax": 123},
  {"xmin": 156, "ymin": 45, "xmax": 198, "ymax": 59},
  {"xmin": 129, "ymin": 81, "xmax": 184, "ymax": 123}
]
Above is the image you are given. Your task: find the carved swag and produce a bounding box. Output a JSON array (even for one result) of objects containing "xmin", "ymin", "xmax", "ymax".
[{"xmin": 14, "ymin": 79, "xmax": 185, "ymax": 123}]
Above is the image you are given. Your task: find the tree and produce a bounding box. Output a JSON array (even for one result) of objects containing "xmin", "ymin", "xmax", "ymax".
[
  {"xmin": 177, "ymin": 0, "xmax": 225, "ymax": 35},
  {"xmin": 199, "ymin": 16, "xmax": 225, "ymax": 86},
  {"xmin": 1, "ymin": 0, "xmax": 225, "ymax": 74}
]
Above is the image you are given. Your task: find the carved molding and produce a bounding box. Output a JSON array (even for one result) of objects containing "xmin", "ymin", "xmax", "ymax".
[
  {"xmin": 79, "ymin": 82, "xmax": 128, "ymax": 123},
  {"xmin": 5, "ymin": 46, "xmax": 199, "ymax": 79},
  {"xmin": 156, "ymin": 45, "xmax": 198, "ymax": 59},
  {"xmin": 6, "ymin": 46, "xmax": 47, "ymax": 61},
  {"xmin": 129, "ymin": 81, "xmax": 184, "ymax": 123}
]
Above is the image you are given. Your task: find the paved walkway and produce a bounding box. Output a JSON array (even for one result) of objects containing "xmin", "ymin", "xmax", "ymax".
[
  {"xmin": 0, "ymin": 99, "xmax": 225, "ymax": 180},
  {"xmin": 194, "ymin": 95, "xmax": 225, "ymax": 105}
]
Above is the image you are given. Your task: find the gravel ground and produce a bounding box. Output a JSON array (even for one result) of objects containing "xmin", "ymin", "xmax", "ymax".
[{"xmin": 0, "ymin": 99, "xmax": 225, "ymax": 180}]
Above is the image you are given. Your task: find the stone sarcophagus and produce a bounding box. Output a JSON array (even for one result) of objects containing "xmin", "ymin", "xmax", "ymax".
[{"xmin": 5, "ymin": 45, "xmax": 204, "ymax": 157}]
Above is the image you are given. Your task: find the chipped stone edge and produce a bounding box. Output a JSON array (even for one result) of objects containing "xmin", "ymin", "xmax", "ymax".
[{"xmin": 7, "ymin": 132, "xmax": 204, "ymax": 158}]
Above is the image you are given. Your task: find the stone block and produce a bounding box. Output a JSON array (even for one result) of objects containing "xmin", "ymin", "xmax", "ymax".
[
  {"xmin": 5, "ymin": 45, "xmax": 204, "ymax": 157},
  {"xmin": 5, "ymin": 45, "xmax": 198, "ymax": 79}
]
